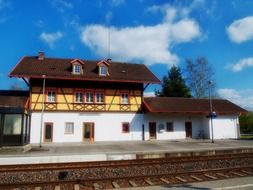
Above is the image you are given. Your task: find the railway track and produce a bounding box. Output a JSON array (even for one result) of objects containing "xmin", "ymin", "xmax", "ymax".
[{"xmin": 0, "ymin": 152, "xmax": 253, "ymax": 190}]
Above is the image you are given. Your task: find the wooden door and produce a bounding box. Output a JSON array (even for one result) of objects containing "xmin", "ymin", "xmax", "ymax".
[
  {"xmin": 185, "ymin": 122, "xmax": 192, "ymax": 138},
  {"xmin": 149, "ymin": 122, "xmax": 156, "ymax": 140},
  {"xmin": 83, "ymin": 123, "xmax": 94, "ymax": 142},
  {"xmin": 44, "ymin": 123, "xmax": 53, "ymax": 142}
]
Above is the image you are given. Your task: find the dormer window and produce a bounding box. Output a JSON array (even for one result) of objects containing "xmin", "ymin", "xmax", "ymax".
[
  {"xmin": 99, "ymin": 66, "xmax": 107, "ymax": 76},
  {"xmin": 97, "ymin": 60, "xmax": 110, "ymax": 76},
  {"xmin": 73, "ymin": 64, "xmax": 81, "ymax": 74},
  {"xmin": 71, "ymin": 59, "xmax": 85, "ymax": 75}
]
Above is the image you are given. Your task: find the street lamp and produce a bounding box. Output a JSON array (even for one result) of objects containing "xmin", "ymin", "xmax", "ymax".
[
  {"xmin": 208, "ymin": 80, "xmax": 214, "ymax": 143},
  {"xmin": 39, "ymin": 75, "xmax": 46, "ymax": 148}
]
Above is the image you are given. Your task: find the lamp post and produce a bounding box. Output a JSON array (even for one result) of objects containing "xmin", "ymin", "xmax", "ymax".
[
  {"xmin": 39, "ymin": 75, "xmax": 46, "ymax": 148},
  {"xmin": 208, "ymin": 80, "xmax": 214, "ymax": 143}
]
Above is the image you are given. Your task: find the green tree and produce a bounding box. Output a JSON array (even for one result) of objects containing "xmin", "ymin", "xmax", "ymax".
[
  {"xmin": 185, "ymin": 57, "xmax": 215, "ymax": 98},
  {"xmin": 156, "ymin": 65, "xmax": 191, "ymax": 97},
  {"xmin": 239, "ymin": 112, "xmax": 253, "ymax": 134}
]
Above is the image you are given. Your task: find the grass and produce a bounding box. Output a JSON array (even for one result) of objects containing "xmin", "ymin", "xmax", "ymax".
[{"xmin": 240, "ymin": 134, "xmax": 253, "ymax": 140}]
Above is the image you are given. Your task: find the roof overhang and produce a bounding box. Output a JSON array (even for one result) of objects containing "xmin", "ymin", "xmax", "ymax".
[
  {"xmin": 143, "ymin": 98, "xmax": 248, "ymax": 115},
  {"xmin": 9, "ymin": 74, "xmax": 161, "ymax": 84}
]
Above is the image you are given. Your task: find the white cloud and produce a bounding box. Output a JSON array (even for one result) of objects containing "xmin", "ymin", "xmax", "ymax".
[
  {"xmin": 227, "ymin": 57, "xmax": 253, "ymax": 72},
  {"xmin": 144, "ymin": 91, "xmax": 155, "ymax": 97},
  {"xmin": 80, "ymin": 4, "xmax": 201, "ymax": 66},
  {"xmin": 217, "ymin": 89, "xmax": 241, "ymax": 99},
  {"xmin": 226, "ymin": 16, "xmax": 253, "ymax": 43},
  {"xmin": 39, "ymin": 31, "xmax": 63, "ymax": 48},
  {"xmin": 217, "ymin": 88, "xmax": 253, "ymax": 111},
  {"xmin": 146, "ymin": 5, "xmax": 186, "ymax": 23}
]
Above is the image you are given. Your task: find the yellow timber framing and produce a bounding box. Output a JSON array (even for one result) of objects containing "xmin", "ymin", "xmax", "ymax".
[{"xmin": 31, "ymin": 87, "xmax": 142, "ymax": 112}]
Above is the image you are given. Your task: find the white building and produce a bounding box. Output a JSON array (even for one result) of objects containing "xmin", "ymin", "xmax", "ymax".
[{"xmin": 7, "ymin": 53, "xmax": 247, "ymax": 145}]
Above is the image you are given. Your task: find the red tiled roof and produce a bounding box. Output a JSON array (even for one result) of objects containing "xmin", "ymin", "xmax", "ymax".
[
  {"xmin": 9, "ymin": 56, "xmax": 160, "ymax": 84},
  {"xmin": 143, "ymin": 97, "xmax": 247, "ymax": 114},
  {"xmin": 0, "ymin": 90, "xmax": 29, "ymax": 108}
]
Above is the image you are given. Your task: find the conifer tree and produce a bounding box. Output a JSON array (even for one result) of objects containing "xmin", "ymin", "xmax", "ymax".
[{"xmin": 156, "ymin": 65, "xmax": 191, "ymax": 97}]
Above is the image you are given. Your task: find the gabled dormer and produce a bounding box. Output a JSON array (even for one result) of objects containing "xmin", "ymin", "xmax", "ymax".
[
  {"xmin": 97, "ymin": 59, "xmax": 110, "ymax": 76},
  {"xmin": 71, "ymin": 59, "xmax": 85, "ymax": 75}
]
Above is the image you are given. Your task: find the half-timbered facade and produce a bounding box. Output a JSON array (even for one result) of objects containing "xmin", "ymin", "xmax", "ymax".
[
  {"xmin": 9, "ymin": 53, "xmax": 160, "ymax": 143},
  {"xmin": 8, "ymin": 53, "xmax": 247, "ymax": 144}
]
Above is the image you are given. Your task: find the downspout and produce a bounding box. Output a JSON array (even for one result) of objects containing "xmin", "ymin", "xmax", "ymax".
[{"xmin": 39, "ymin": 75, "xmax": 46, "ymax": 148}]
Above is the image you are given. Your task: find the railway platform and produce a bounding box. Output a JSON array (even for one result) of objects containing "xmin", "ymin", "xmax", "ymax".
[{"xmin": 0, "ymin": 139, "xmax": 252, "ymax": 165}]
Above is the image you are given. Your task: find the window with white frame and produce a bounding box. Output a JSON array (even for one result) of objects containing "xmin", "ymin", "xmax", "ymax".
[
  {"xmin": 47, "ymin": 91, "xmax": 56, "ymax": 102},
  {"xmin": 73, "ymin": 64, "xmax": 81, "ymax": 74},
  {"xmin": 75, "ymin": 92, "xmax": 83, "ymax": 103},
  {"xmin": 96, "ymin": 92, "xmax": 104, "ymax": 103},
  {"xmin": 99, "ymin": 66, "xmax": 107, "ymax": 76},
  {"xmin": 65, "ymin": 122, "xmax": 74, "ymax": 134},
  {"xmin": 86, "ymin": 92, "xmax": 94, "ymax": 103},
  {"xmin": 121, "ymin": 93, "xmax": 129, "ymax": 104}
]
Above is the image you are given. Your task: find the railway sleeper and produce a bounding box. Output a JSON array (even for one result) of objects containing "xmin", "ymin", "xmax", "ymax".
[
  {"xmin": 241, "ymin": 170, "xmax": 253, "ymax": 175},
  {"xmin": 175, "ymin": 176, "xmax": 187, "ymax": 183},
  {"xmin": 74, "ymin": 184, "xmax": 80, "ymax": 190},
  {"xmin": 190, "ymin": 175, "xmax": 202, "ymax": 181},
  {"xmin": 144, "ymin": 179, "xmax": 154, "ymax": 186},
  {"xmin": 129, "ymin": 180, "xmax": 138, "ymax": 187},
  {"xmin": 204, "ymin": 173, "xmax": 217, "ymax": 180},
  {"xmin": 93, "ymin": 183, "xmax": 101, "ymax": 190},
  {"xmin": 230, "ymin": 171, "xmax": 245, "ymax": 177},
  {"xmin": 216, "ymin": 173, "xmax": 229, "ymax": 178},
  {"xmin": 112, "ymin": 181, "xmax": 120, "ymax": 188},
  {"xmin": 160, "ymin": 177, "xmax": 170, "ymax": 184}
]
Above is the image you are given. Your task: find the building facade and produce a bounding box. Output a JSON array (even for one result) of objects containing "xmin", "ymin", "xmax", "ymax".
[{"xmin": 7, "ymin": 53, "xmax": 247, "ymax": 145}]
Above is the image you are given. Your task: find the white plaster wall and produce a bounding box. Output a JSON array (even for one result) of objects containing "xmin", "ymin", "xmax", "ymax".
[
  {"xmin": 202, "ymin": 118, "xmax": 210, "ymax": 139},
  {"xmin": 30, "ymin": 112, "xmax": 240, "ymax": 143},
  {"xmin": 144, "ymin": 113, "xmax": 206, "ymax": 140},
  {"xmin": 209, "ymin": 115, "xmax": 239, "ymax": 139},
  {"xmin": 30, "ymin": 112, "xmax": 143, "ymax": 143}
]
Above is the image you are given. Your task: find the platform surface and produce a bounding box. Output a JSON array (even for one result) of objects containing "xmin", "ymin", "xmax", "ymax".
[{"xmin": 0, "ymin": 139, "xmax": 252, "ymax": 165}]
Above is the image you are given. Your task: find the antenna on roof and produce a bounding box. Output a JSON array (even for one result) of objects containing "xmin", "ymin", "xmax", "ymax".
[
  {"xmin": 108, "ymin": 25, "xmax": 110, "ymax": 59},
  {"xmin": 106, "ymin": 11, "xmax": 112, "ymax": 60}
]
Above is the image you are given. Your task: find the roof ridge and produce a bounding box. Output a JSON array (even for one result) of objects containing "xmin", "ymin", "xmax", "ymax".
[
  {"xmin": 144, "ymin": 97, "xmax": 228, "ymax": 101},
  {"xmin": 26, "ymin": 56, "xmax": 143, "ymax": 65}
]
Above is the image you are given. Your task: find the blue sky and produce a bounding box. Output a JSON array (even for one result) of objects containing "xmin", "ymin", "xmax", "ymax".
[{"xmin": 0, "ymin": 0, "xmax": 253, "ymax": 110}]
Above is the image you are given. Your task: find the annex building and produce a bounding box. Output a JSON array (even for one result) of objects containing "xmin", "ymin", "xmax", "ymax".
[{"xmin": 0, "ymin": 52, "xmax": 247, "ymax": 146}]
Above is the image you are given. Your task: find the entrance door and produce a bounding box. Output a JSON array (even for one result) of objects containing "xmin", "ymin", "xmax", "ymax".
[
  {"xmin": 185, "ymin": 122, "xmax": 192, "ymax": 138},
  {"xmin": 83, "ymin": 123, "xmax": 94, "ymax": 142},
  {"xmin": 44, "ymin": 123, "xmax": 53, "ymax": 142},
  {"xmin": 149, "ymin": 122, "xmax": 156, "ymax": 140}
]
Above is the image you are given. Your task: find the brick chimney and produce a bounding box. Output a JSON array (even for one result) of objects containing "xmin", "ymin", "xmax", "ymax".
[
  {"xmin": 106, "ymin": 58, "xmax": 112, "ymax": 64},
  {"xmin": 38, "ymin": 51, "xmax": 45, "ymax": 60}
]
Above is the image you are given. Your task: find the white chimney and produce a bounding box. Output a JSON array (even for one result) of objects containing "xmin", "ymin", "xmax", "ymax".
[{"xmin": 38, "ymin": 51, "xmax": 45, "ymax": 60}]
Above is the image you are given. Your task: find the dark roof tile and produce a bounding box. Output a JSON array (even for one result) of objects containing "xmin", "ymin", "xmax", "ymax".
[
  {"xmin": 9, "ymin": 56, "xmax": 160, "ymax": 84},
  {"xmin": 143, "ymin": 97, "xmax": 247, "ymax": 114}
]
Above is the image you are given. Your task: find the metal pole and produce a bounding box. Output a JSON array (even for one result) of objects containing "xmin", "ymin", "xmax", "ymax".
[
  {"xmin": 209, "ymin": 81, "xmax": 214, "ymax": 143},
  {"xmin": 39, "ymin": 75, "xmax": 46, "ymax": 148}
]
